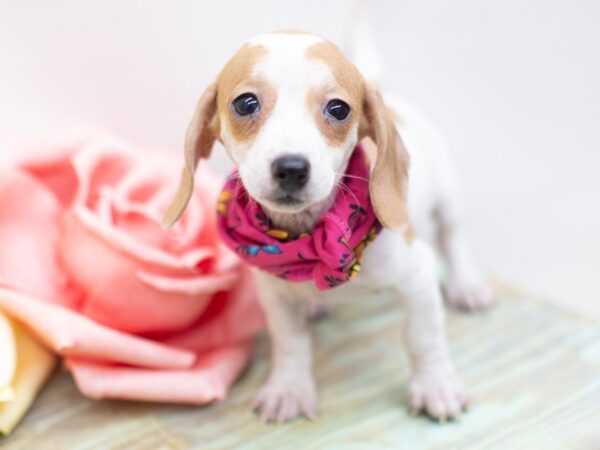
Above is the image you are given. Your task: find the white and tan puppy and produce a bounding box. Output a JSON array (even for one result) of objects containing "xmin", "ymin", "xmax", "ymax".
[{"xmin": 164, "ymin": 31, "xmax": 494, "ymax": 422}]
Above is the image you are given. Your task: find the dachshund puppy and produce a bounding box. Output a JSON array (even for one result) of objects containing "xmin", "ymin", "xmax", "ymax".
[{"xmin": 164, "ymin": 31, "xmax": 493, "ymax": 423}]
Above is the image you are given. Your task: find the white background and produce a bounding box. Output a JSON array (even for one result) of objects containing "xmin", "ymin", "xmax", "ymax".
[{"xmin": 1, "ymin": 0, "xmax": 598, "ymax": 318}]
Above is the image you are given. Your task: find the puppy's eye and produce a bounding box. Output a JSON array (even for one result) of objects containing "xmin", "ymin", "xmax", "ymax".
[
  {"xmin": 232, "ymin": 93, "xmax": 260, "ymax": 117},
  {"xmin": 325, "ymin": 99, "xmax": 350, "ymax": 121}
]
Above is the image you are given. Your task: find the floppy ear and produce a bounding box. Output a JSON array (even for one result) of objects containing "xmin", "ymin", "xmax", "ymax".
[
  {"xmin": 361, "ymin": 83, "xmax": 410, "ymax": 230},
  {"xmin": 162, "ymin": 82, "xmax": 219, "ymax": 228}
]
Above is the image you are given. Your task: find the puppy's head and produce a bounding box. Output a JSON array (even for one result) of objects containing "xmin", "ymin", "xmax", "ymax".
[{"xmin": 164, "ymin": 31, "xmax": 409, "ymax": 230}]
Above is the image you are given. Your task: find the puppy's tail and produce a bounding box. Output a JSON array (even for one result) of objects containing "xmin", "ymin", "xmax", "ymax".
[{"xmin": 343, "ymin": 0, "xmax": 385, "ymax": 89}]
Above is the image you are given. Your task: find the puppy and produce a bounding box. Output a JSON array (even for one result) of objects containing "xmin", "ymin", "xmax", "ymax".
[{"xmin": 164, "ymin": 31, "xmax": 494, "ymax": 422}]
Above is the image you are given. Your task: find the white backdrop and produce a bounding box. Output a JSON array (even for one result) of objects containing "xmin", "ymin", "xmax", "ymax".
[{"xmin": 1, "ymin": 0, "xmax": 599, "ymax": 317}]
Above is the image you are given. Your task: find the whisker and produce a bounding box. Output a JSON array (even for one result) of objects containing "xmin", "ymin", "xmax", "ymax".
[
  {"xmin": 223, "ymin": 172, "xmax": 241, "ymax": 184},
  {"xmin": 335, "ymin": 172, "xmax": 369, "ymax": 183},
  {"xmin": 335, "ymin": 180, "xmax": 360, "ymax": 205},
  {"xmin": 335, "ymin": 183, "xmax": 350, "ymax": 205}
]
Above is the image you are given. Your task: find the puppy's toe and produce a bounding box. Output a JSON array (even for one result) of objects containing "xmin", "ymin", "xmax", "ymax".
[
  {"xmin": 409, "ymin": 368, "xmax": 467, "ymax": 421},
  {"xmin": 252, "ymin": 375, "xmax": 318, "ymax": 423},
  {"xmin": 300, "ymin": 395, "xmax": 319, "ymax": 421},
  {"xmin": 445, "ymin": 278, "xmax": 495, "ymax": 311}
]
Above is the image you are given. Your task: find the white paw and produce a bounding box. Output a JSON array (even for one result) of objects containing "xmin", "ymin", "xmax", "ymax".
[
  {"xmin": 252, "ymin": 370, "xmax": 318, "ymax": 423},
  {"xmin": 409, "ymin": 367, "xmax": 467, "ymax": 421},
  {"xmin": 445, "ymin": 277, "xmax": 495, "ymax": 311},
  {"xmin": 304, "ymin": 302, "xmax": 334, "ymax": 322}
]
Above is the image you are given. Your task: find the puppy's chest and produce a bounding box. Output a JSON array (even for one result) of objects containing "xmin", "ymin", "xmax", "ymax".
[{"xmin": 273, "ymin": 240, "xmax": 392, "ymax": 302}]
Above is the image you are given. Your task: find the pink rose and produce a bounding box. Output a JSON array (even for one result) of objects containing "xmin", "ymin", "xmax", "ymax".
[{"xmin": 0, "ymin": 136, "xmax": 263, "ymax": 403}]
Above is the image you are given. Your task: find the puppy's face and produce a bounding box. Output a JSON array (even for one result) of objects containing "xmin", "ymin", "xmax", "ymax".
[
  {"xmin": 164, "ymin": 32, "xmax": 410, "ymax": 231},
  {"xmin": 216, "ymin": 33, "xmax": 363, "ymax": 213}
]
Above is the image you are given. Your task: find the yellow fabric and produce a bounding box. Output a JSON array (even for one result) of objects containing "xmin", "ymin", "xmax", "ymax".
[{"xmin": 0, "ymin": 311, "xmax": 56, "ymax": 435}]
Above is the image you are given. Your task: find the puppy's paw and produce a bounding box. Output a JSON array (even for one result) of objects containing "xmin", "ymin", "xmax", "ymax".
[
  {"xmin": 444, "ymin": 276, "xmax": 495, "ymax": 311},
  {"xmin": 304, "ymin": 302, "xmax": 334, "ymax": 322},
  {"xmin": 409, "ymin": 367, "xmax": 467, "ymax": 422},
  {"xmin": 252, "ymin": 372, "xmax": 318, "ymax": 423}
]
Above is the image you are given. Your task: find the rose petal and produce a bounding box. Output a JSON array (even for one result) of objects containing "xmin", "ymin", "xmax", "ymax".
[
  {"xmin": 214, "ymin": 242, "xmax": 243, "ymax": 273},
  {"xmin": 74, "ymin": 140, "xmax": 218, "ymax": 255},
  {"xmin": 59, "ymin": 209, "xmax": 222, "ymax": 333},
  {"xmin": 70, "ymin": 138, "xmax": 137, "ymax": 208},
  {"xmin": 163, "ymin": 268, "xmax": 264, "ymax": 353},
  {"xmin": 67, "ymin": 341, "xmax": 253, "ymax": 404},
  {"xmin": 68, "ymin": 207, "xmax": 215, "ymax": 273},
  {"xmin": 108, "ymin": 166, "xmax": 182, "ymax": 251},
  {"xmin": 0, "ymin": 169, "xmax": 78, "ymax": 307},
  {"xmin": 0, "ymin": 288, "xmax": 196, "ymax": 369},
  {"xmin": 1, "ymin": 135, "xmax": 91, "ymax": 207},
  {"xmin": 136, "ymin": 270, "xmax": 238, "ymax": 296}
]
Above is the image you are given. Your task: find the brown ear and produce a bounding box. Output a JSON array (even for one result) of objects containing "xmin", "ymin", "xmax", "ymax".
[
  {"xmin": 361, "ymin": 84, "xmax": 410, "ymax": 230},
  {"xmin": 162, "ymin": 82, "xmax": 219, "ymax": 228}
]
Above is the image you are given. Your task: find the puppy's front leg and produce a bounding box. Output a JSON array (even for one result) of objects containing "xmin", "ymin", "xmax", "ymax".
[
  {"xmin": 363, "ymin": 235, "xmax": 467, "ymax": 421},
  {"xmin": 399, "ymin": 243, "xmax": 467, "ymax": 420},
  {"xmin": 251, "ymin": 271, "xmax": 317, "ymax": 423}
]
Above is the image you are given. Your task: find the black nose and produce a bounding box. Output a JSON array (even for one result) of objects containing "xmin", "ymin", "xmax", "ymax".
[{"xmin": 271, "ymin": 156, "xmax": 310, "ymax": 193}]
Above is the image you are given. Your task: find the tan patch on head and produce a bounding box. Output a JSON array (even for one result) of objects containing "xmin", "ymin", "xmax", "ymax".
[
  {"xmin": 216, "ymin": 44, "xmax": 275, "ymax": 145},
  {"xmin": 306, "ymin": 42, "xmax": 365, "ymax": 146}
]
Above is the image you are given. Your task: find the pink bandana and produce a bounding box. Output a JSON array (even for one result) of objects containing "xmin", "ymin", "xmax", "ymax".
[{"xmin": 216, "ymin": 144, "xmax": 381, "ymax": 290}]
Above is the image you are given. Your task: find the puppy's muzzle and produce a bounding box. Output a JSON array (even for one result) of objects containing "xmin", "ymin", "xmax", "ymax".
[{"xmin": 271, "ymin": 156, "xmax": 310, "ymax": 193}]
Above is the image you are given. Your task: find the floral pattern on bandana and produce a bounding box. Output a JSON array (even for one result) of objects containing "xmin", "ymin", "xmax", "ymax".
[{"xmin": 216, "ymin": 144, "xmax": 382, "ymax": 290}]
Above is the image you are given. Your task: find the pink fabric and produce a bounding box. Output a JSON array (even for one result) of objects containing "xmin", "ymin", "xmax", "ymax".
[
  {"xmin": 0, "ymin": 136, "xmax": 264, "ymax": 404},
  {"xmin": 217, "ymin": 145, "xmax": 381, "ymax": 290}
]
